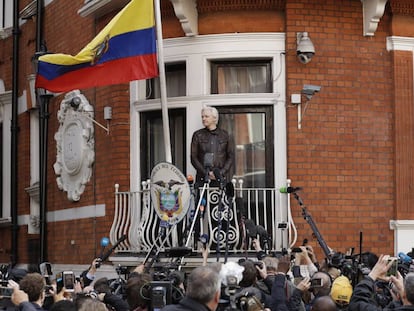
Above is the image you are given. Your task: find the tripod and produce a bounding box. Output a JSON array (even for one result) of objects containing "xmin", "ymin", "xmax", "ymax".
[
  {"xmin": 143, "ymin": 221, "xmax": 174, "ymax": 273},
  {"xmin": 177, "ymin": 181, "xmax": 210, "ymax": 267}
]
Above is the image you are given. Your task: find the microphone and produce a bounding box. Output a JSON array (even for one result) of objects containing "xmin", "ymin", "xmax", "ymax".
[
  {"xmin": 100, "ymin": 237, "xmax": 110, "ymax": 258},
  {"xmin": 244, "ymin": 219, "xmax": 257, "ymax": 238},
  {"xmin": 189, "ymin": 209, "xmax": 195, "ymax": 222},
  {"xmin": 213, "ymin": 168, "xmax": 224, "ymax": 187},
  {"xmin": 200, "ymin": 198, "xmax": 206, "ymax": 218},
  {"xmin": 225, "ymin": 182, "xmax": 234, "ymax": 197},
  {"xmin": 96, "ymin": 234, "xmax": 127, "ymax": 267},
  {"xmin": 203, "ymin": 153, "xmax": 214, "ymax": 183},
  {"xmin": 398, "ymin": 252, "xmax": 413, "ymax": 264},
  {"xmin": 279, "ymin": 186, "xmax": 303, "ymax": 193},
  {"xmin": 199, "ymin": 234, "xmax": 209, "ymax": 248},
  {"xmin": 159, "ymin": 214, "xmax": 170, "ymax": 237}
]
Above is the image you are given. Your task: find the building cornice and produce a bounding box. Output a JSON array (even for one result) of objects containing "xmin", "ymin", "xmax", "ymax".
[
  {"xmin": 389, "ymin": 0, "xmax": 414, "ymax": 16},
  {"xmin": 196, "ymin": 0, "xmax": 285, "ymax": 13},
  {"xmin": 386, "ymin": 36, "xmax": 414, "ymax": 51}
]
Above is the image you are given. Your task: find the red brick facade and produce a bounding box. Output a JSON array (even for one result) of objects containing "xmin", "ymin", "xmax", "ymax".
[{"xmin": 0, "ymin": 0, "xmax": 413, "ymax": 265}]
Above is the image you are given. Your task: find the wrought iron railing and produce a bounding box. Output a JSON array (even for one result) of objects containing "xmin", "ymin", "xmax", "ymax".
[{"xmin": 110, "ymin": 180, "xmax": 291, "ymax": 257}]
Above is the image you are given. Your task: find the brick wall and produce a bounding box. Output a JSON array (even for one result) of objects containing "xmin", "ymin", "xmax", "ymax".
[
  {"xmin": 0, "ymin": 0, "xmax": 410, "ymax": 265},
  {"xmin": 285, "ymin": 0, "xmax": 395, "ymax": 257}
]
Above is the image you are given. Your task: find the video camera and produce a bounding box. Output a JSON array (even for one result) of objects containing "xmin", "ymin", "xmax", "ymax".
[
  {"xmin": 218, "ymin": 262, "xmax": 265, "ymax": 311},
  {"xmin": 146, "ymin": 263, "xmax": 185, "ymax": 310}
]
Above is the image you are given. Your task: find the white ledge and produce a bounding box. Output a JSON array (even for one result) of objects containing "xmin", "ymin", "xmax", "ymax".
[
  {"xmin": 387, "ymin": 36, "xmax": 414, "ymax": 52},
  {"xmin": 390, "ymin": 219, "xmax": 414, "ymax": 230}
]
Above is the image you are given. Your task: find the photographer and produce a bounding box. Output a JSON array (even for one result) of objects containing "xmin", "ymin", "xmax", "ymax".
[
  {"xmin": 10, "ymin": 273, "xmax": 46, "ymax": 311},
  {"xmin": 304, "ymin": 271, "xmax": 332, "ymax": 311},
  {"xmin": 266, "ymin": 262, "xmax": 310, "ymax": 311},
  {"xmin": 348, "ymin": 254, "xmax": 414, "ymax": 311},
  {"xmin": 125, "ymin": 270, "xmax": 152, "ymax": 311},
  {"xmin": 79, "ymin": 258, "xmax": 101, "ymax": 288},
  {"xmin": 161, "ymin": 265, "xmax": 221, "ymax": 311},
  {"xmin": 91, "ymin": 277, "xmax": 129, "ymax": 311},
  {"xmin": 255, "ymin": 256, "xmax": 279, "ymax": 295},
  {"xmin": 291, "ymin": 247, "xmax": 318, "ymax": 281}
]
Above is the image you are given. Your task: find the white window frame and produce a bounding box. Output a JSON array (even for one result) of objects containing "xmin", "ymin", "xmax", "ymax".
[
  {"xmin": 0, "ymin": 88, "xmax": 12, "ymax": 221},
  {"xmin": 0, "ymin": 0, "xmax": 12, "ymax": 30},
  {"xmin": 130, "ymin": 33, "xmax": 287, "ymax": 192}
]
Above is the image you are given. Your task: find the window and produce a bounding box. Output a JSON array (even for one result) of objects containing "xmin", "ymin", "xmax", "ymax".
[
  {"xmin": 211, "ymin": 60, "xmax": 274, "ymax": 187},
  {"xmin": 211, "ymin": 60, "xmax": 272, "ymax": 94},
  {"xmin": 140, "ymin": 108, "xmax": 186, "ymax": 180},
  {"xmin": 0, "ymin": 0, "xmax": 13, "ymax": 30},
  {"xmin": 146, "ymin": 63, "xmax": 186, "ymax": 99},
  {"xmin": 218, "ymin": 106, "xmax": 274, "ymax": 187}
]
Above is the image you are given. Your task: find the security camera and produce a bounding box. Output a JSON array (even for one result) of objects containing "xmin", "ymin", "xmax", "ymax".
[
  {"xmin": 70, "ymin": 97, "xmax": 81, "ymax": 109},
  {"xmin": 296, "ymin": 32, "xmax": 315, "ymax": 64},
  {"xmin": 302, "ymin": 84, "xmax": 321, "ymax": 96},
  {"xmin": 297, "ymin": 52, "xmax": 314, "ymax": 64}
]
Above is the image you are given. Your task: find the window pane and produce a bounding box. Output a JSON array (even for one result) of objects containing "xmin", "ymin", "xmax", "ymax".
[
  {"xmin": 212, "ymin": 61, "xmax": 272, "ymax": 94},
  {"xmin": 218, "ymin": 107, "xmax": 273, "ymax": 188},
  {"xmin": 1, "ymin": 0, "xmax": 13, "ymax": 29},
  {"xmin": 140, "ymin": 109, "xmax": 186, "ymax": 179},
  {"xmin": 146, "ymin": 63, "xmax": 186, "ymax": 99}
]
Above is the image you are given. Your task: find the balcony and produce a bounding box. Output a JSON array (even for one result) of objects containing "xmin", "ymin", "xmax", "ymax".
[{"xmin": 109, "ymin": 180, "xmax": 291, "ymax": 268}]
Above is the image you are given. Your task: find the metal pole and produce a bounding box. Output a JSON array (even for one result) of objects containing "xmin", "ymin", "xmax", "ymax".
[
  {"xmin": 10, "ymin": 0, "xmax": 20, "ymax": 266},
  {"xmin": 154, "ymin": 0, "xmax": 172, "ymax": 163},
  {"xmin": 36, "ymin": 0, "xmax": 49, "ymax": 263},
  {"xmin": 38, "ymin": 93, "xmax": 50, "ymax": 263}
]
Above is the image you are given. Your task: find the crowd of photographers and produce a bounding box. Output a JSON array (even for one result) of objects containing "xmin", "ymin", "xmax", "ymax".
[{"xmin": 1, "ymin": 239, "xmax": 414, "ymax": 311}]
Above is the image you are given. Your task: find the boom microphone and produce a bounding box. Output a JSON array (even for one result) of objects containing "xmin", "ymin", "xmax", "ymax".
[
  {"xmin": 279, "ymin": 186, "xmax": 303, "ymax": 193},
  {"xmin": 398, "ymin": 252, "xmax": 413, "ymax": 264},
  {"xmin": 96, "ymin": 234, "xmax": 127, "ymax": 267},
  {"xmin": 99, "ymin": 237, "xmax": 110, "ymax": 258}
]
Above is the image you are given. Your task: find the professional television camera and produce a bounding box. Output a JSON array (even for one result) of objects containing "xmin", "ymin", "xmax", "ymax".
[
  {"xmin": 217, "ymin": 262, "xmax": 265, "ymax": 311},
  {"xmin": 326, "ymin": 252, "xmax": 372, "ymax": 286}
]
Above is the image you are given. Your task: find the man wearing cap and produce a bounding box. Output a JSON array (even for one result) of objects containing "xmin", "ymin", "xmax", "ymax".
[{"xmin": 330, "ymin": 275, "xmax": 353, "ymax": 310}]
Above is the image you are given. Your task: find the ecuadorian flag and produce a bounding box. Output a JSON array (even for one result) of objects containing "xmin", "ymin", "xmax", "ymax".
[{"xmin": 35, "ymin": 0, "xmax": 158, "ymax": 92}]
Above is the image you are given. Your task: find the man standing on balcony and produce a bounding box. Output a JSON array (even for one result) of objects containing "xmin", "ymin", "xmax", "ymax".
[{"xmin": 191, "ymin": 106, "xmax": 234, "ymax": 188}]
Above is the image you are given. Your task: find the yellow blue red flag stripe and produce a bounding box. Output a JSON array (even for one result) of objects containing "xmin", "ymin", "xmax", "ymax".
[{"xmin": 35, "ymin": 0, "xmax": 158, "ymax": 92}]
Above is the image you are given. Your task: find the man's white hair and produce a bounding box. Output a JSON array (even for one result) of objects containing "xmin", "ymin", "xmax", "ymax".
[{"xmin": 202, "ymin": 106, "xmax": 219, "ymax": 124}]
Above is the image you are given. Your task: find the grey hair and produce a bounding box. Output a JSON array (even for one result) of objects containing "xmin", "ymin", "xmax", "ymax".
[
  {"xmin": 202, "ymin": 106, "xmax": 219, "ymax": 124},
  {"xmin": 262, "ymin": 256, "xmax": 279, "ymax": 273},
  {"xmin": 186, "ymin": 266, "xmax": 221, "ymax": 304},
  {"xmin": 404, "ymin": 272, "xmax": 414, "ymax": 304}
]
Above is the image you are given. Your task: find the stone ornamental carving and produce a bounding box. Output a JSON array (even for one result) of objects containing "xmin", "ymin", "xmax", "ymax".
[{"xmin": 54, "ymin": 90, "xmax": 95, "ymax": 201}]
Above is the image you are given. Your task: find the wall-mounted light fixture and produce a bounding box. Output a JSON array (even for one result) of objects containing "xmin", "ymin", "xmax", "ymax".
[
  {"xmin": 291, "ymin": 84, "xmax": 322, "ymax": 129},
  {"xmin": 297, "ymin": 32, "xmax": 315, "ymax": 64}
]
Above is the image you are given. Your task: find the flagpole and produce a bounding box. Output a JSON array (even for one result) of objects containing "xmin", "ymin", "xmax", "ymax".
[{"xmin": 154, "ymin": 0, "xmax": 172, "ymax": 163}]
